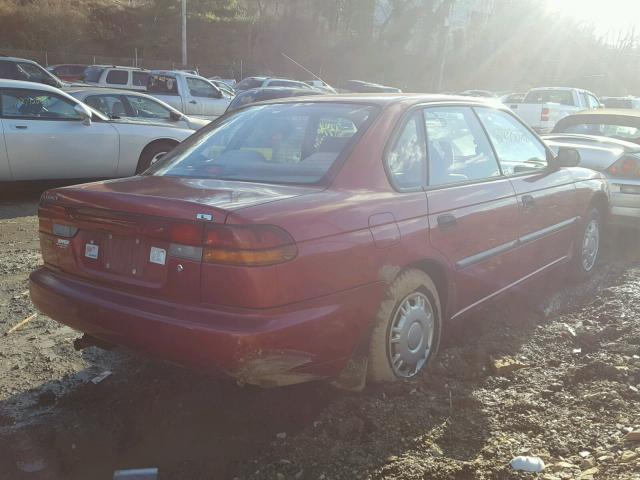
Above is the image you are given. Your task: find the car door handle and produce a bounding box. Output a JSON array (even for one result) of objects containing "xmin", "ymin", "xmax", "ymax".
[
  {"xmin": 522, "ymin": 194, "xmax": 535, "ymax": 209},
  {"xmin": 189, "ymin": 100, "xmax": 197, "ymax": 104},
  {"xmin": 437, "ymin": 213, "xmax": 457, "ymax": 229},
  {"xmin": 14, "ymin": 125, "xmax": 28, "ymax": 130}
]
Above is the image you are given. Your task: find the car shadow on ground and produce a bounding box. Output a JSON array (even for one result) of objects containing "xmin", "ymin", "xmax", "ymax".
[{"xmin": 0, "ymin": 217, "xmax": 637, "ymax": 479}]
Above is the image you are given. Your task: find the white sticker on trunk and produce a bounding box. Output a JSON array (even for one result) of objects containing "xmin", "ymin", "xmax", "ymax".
[
  {"xmin": 85, "ymin": 243, "xmax": 99, "ymax": 260},
  {"xmin": 149, "ymin": 247, "xmax": 167, "ymax": 265}
]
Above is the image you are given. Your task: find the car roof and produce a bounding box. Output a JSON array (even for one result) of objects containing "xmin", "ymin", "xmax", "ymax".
[
  {"xmin": 0, "ymin": 56, "xmax": 38, "ymax": 64},
  {"xmin": 241, "ymin": 93, "xmax": 505, "ymax": 108},
  {"xmin": 0, "ymin": 78, "xmax": 62, "ymax": 92},
  {"xmin": 65, "ymin": 86, "xmax": 156, "ymax": 97},
  {"xmin": 87, "ymin": 65, "xmax": 148, "ymax": 71}
]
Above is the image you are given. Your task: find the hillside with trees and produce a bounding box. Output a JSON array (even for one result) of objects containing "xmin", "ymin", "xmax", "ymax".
[{"xmin": 0, "ymin": 0, "xmax": 638, "ymax": 94}]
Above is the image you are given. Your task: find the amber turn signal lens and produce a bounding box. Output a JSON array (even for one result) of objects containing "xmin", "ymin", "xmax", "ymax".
[{"xmin": 203, "ymin": 244, "xmax": 297, "ymax": 266}]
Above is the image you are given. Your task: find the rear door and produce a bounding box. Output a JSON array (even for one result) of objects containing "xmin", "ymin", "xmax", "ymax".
[
  {"xmin": 475, "ymin": 107, "xmax": 578, "ymax": 272},
  {"xmin": 0, "ymin": 88, "xmax": 119, "ymax": 180},
  {"xmin": 423, "ymin": 106, "xmax": 522, "ymax": 317}
]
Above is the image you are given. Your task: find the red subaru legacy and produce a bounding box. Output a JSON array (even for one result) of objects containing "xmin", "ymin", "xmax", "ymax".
[{"xmin": 30, "ymin": 95, "xmax": 608, "ymax": 387}]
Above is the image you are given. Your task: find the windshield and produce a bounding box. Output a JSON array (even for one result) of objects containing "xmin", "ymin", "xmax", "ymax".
[
  {"xmin": 524, "ymin": 90, "xmax": 575, "ymax": 106},
  {"xmin": 149, "ymin": 102, "xmax": 377, "ymax": 184}
]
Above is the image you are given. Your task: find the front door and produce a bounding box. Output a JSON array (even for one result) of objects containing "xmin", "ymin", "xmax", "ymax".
[
  {"xmin": 0, "ymin": 88, "xmax": 119, "ymax": 180},
  {"xmin": 475, "ymin": 107, "xmax": 578, "ymax": 271},
  {"xmin": 422, "ymin": 106, "xmax": 522, "ymax": 317}
]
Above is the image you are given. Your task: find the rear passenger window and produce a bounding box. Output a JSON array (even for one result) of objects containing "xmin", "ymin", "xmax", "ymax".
[
  {"xmin": 423, "ymin": 107, "xmax": 500, "ymax": 186},
  {"xmin": 386, "ymin": 112, "xmax": 426, "ymax": 190},
  {"xmin": 106, "ymin": 70, "xmax": 128, "ymax": 85},
  {"xmin": 132, "ymin": 71, "xmax": 149, "ymax": 87},
  {"xmin": 475, "ymin": 108, "xmax": 548, "ymax": 175}
]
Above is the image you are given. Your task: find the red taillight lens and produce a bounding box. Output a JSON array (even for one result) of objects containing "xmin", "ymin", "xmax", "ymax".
[
  {"xmin": 541, "ymin": 107, "xmax": 550, "ymax": 121},
  {"xmin": 607, "ymin": 156, "xmax": 640, "ymax": 178},
  {"xmin": 39, "ymin": 217, "xmax": 53, "ymax": 234},
  {"xmin": 168, "ymin": 223, "xmax": 203, "ymax": 245},
  {"xmin": 203, "ymin": 224, "xmax": 297, "ymax": 266}
]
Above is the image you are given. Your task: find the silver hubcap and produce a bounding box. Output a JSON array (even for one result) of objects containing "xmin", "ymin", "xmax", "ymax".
[
  {"xmin": 150, "ymin": 151, "xmax": 167, "ymax": 165},
  {"xmin": 582, "ymin": 219, "xmax": 600, "ymax": 272},
  {"xmin": 388, "ymin": 292, "xmax": 435, "ymax": 378}
]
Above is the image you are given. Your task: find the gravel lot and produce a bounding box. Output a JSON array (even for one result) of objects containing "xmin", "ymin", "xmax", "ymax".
[{"xmin": 0, "ymin": 183, "xmax": 639, "ymax": 480}]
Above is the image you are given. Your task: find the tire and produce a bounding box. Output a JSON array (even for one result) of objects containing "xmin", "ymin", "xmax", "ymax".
[
  {"xmin": 367, "ymin": 269, "xmax": 442, "ymax": 383},
  {"xmin": 136, "ymin": 141, "xmax": 177, "ymax": 174},
  {"xmin": 570, "ymin": 208, "xmax": 601, "ymax": 280}
]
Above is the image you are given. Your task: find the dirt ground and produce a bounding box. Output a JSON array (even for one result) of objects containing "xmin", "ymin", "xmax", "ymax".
[{"xmin": 0, "ymin": 183, "xmax": 639, "ymax": 480}]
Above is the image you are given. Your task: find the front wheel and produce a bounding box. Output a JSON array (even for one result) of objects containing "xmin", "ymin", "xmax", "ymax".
[
  {"xmin": 368, "ymin": 269, "xmax": 442, "ymax": 383},
  {"xmin": 571, "ymin": 208, "xmax": 601, "ymax": 280}
]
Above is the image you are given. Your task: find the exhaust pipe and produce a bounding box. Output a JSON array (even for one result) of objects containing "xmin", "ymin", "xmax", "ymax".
[{"xmin": 73, "ymin": 334, "xmax": 114, "ymax": 351}]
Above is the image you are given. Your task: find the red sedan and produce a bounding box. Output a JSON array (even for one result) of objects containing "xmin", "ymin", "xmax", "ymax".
[{"xmin": 30, "ymin": 95, "xmax": 609, "ymax": 387}]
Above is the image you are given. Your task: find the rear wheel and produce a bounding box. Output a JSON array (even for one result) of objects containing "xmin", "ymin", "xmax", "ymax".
[
  {"xmin": 136, "ymin": 141, "xmax": 177, "ymax": 174},
  {"xmin": 571, "ymin": 208, "xmax": 601, "ymax": 280},
  {"xmin": 368, "ymin": 269, "xmax": 442, "ymax": 383}
]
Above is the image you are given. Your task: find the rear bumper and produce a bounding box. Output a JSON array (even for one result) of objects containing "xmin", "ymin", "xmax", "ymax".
[
  {"xmin": 609, "ymin": 181, "xmax": 640, "ymax": 227},
  {"xmin": 30, "ymin": 267, "xmax": 385, "ymax": 386}
]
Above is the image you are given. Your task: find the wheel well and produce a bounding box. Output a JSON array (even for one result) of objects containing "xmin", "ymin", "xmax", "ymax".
[
  {"xmin": 140, "ymin": 138, "xmax": 179, "ymax": 160},
  {"xmin": 589, "ymin": 192, "xmax": 608, "ymax": 221},
  {"xmin": 407, "ymin": 259, "xmax": 449, "ymax": 319}
]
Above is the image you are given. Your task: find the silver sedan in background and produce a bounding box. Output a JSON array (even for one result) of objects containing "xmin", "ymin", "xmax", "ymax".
[{"xmin": 66, "ymin": 87, "xmax": 210, "ymax": 131}]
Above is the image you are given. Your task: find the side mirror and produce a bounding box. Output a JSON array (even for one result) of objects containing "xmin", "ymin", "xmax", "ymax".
[
  {"xmin": 555, "ymin": 147, "xmax": 581, "ymax": 168},
  {"xmin": 169, "ymin": 110, "xmax": 183, "ymax": 122},
  {"xmin": 74, "ymin": 103, "xmax": 93, "ymax": 126}
]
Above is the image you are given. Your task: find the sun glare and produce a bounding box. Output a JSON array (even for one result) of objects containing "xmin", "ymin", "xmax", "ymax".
[{"xmin": 545, "ymin": 0, "xmax": 640, "ymax": 35}]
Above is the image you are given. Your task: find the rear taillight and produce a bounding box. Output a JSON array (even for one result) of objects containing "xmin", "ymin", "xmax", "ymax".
[
  {"xmin": 607, "ymin": 156, "xmax": 640, "ymax": 178},
  {"xmin": 202, "ymin": 224, "xmax": 297, "ymax": 266},
  {"xmin": 541, "ymin": 107, "xmax": 550, "ymax": 122}
]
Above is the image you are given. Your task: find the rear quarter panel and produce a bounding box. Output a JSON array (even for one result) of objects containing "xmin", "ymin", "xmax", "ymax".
[
  {"xmin": 569, "ymin": 167, "xmax": 609, "ymax": 215},
  {"xmin": 206, "ymin": 101, "xmax": 456, "ymax": 314}
]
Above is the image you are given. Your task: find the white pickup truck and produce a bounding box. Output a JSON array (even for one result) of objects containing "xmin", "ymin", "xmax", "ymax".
[
  {"xmin": 146, "ymin": 70, "xmax": 232, "ymax": 120},
  {"xmin": 508, "ymin": 87, "xmax": 601, "ymax": 133}
]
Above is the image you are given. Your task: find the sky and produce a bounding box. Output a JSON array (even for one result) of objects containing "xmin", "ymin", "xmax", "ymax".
[{"xmin": 545, "ymin": 0, "xmax": 640, "ymax": 37}]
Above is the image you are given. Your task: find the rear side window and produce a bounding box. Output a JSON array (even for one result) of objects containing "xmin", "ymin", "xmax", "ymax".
[
  {"xmin": 424, "ymin": 106, "xmax": 500, "ymax": 186},
  {"xmin": 0, "ymin": 61, "xmax": 17, "ymax": 78},
  {"xmin": 386, "ymin": 112, "xmax": 426, "ymax": 189},
  {"xmin": 524, "ymin": 90, "xmax": 575, "ymax": 106},
  {"xmin": 149, "ymin": 103, "xmax": 377, "ymax": 184},
  {"xmin": 132, "ymin": 71, "xmax": 149, "ymax": 87},
  {"xmin": 475, "ymin": 108, "xmax": 548, "ymax": 175},
  {"xmin": 106, "ymin": 70, "xmax": 128, "ymax": 85},
  {"xmin": 83, "ymin": 67, "xmax": 104, "ymax": 83}
]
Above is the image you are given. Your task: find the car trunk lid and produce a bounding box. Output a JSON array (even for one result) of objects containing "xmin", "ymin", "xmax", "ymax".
[{"xmin": 39, "ymin": 176, "xmax": 317, "ymax": 303}]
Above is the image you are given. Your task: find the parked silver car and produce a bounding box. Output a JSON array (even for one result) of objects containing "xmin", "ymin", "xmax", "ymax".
[
  {"xmin": 66, "ymin": 87, "xmax": 210, "ymax": 131},
  {"xmin": 544, "ymin": 133, "xmax": 640, "ymax": 226}
]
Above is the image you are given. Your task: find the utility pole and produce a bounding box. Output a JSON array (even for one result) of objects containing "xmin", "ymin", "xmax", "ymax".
[
  {"xmin": 181, "ymin": 0, "xmax": 187, "ymax": 66},
  {"xmin": 436, "ymin": 0, "xmax": 452, "ymax": 92}
]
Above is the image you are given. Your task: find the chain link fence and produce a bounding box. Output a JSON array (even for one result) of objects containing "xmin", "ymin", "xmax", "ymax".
[{"xmin": 0, "ymin": 47, "xmax": 245, "ymax": 79}]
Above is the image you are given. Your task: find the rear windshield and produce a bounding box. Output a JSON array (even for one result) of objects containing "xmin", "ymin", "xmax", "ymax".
[
  {"xmin": 524, "ymin": 90, "xmax": 575, "ymax": 106},
  {"xmin": 559, "ymin": 121, "xmax": 640, "ymax": 142},
  {"xmin": 149, "ymin": 102, "xmax": 377, "ymax": 184},
  {"xmin": 148, "ymin": 74, "xmax": 178, "ymax": 94},
  {"xmin": 236, "ymin": 77, "xmax": 263, "ymax": 90},
  {"xmin": 83, "ymin": 67, "xmax": 104, "ymax": 83},
  {"xmin": 602, "ymin": 98, "xmax": 633, "ymax": 108}
]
